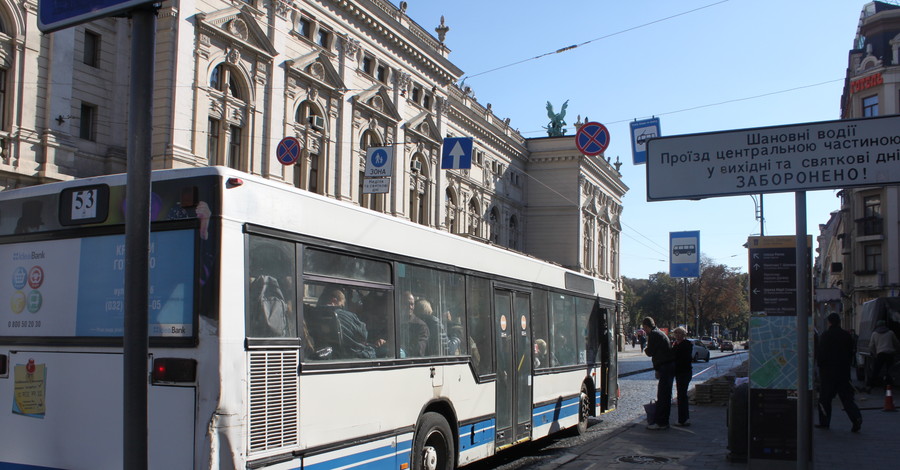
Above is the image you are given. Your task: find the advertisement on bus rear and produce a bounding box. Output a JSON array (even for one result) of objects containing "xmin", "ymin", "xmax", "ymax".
[{"xmin": 1, "ymin": 229, "xmax": 195, "ymax": 338}]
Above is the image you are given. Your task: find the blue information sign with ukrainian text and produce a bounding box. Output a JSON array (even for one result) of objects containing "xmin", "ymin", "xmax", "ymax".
[{"xmin": 39, "ymin": 0, "xmax": 157, "ymax": 33}]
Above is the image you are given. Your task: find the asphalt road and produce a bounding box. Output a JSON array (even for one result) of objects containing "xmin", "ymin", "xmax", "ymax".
[{"xmin": 463, "ymin": 349, "xmax": 749, "ymax": 470}]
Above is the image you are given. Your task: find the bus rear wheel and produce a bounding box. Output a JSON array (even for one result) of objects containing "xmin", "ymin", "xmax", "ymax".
[{"xmin": 413, "ymin": 412, "xmax": 454, "ymax": 470}]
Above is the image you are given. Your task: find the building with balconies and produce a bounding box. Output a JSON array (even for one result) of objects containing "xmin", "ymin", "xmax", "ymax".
[{"xmin": 820, "ymin": 1, "xmax": 900, "ymax": 328}]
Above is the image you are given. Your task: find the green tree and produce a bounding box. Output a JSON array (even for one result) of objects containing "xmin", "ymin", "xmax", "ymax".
[
  {"xmin": 625, "ymin": 255, "xmax": 750, "ymax": 339},
  {"xmin": 688, "ymin": 256, "xmax": 749, "ymax": 337}
]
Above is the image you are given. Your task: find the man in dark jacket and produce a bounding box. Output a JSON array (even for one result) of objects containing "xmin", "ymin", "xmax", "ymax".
[
  {"xmin": 643, "ymin": 316, "xmax": 675, "ymax": 430},
  {"xmin": 817, "ymin": 313, "xmax": 862, "ymax": 432},
  {"xmin": 672, "ymin": 327, "xmax": 693, "ymax": 426}
]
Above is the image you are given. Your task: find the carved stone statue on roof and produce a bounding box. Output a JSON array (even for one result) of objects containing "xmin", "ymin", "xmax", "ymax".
[{"xmin": 545, "ymin": 100, "xmax": 568, "ymax": 137}]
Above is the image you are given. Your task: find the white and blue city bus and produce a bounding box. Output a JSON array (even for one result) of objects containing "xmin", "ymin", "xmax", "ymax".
[{"xmin": 0, "ymin": 167, "xmax": 618, "ymax": 469}]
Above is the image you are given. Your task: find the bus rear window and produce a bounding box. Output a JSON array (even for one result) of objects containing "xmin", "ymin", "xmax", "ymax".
[{"xmin": 1, "ymin": 229, "xmax": 196, "ymax": 339}]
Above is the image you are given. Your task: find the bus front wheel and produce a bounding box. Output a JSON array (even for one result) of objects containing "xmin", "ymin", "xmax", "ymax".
[
  {"xmin": 413, "ymin": 412, "xmax": 455, "ymax": 470},
  {"xmin": 575, "ymin": 388, "xmax": 590, "ymax": 435}
]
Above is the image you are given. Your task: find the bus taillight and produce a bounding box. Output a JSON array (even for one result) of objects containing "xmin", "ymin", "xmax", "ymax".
[{"xmin": 151, "ymin": 358, "xmax": 197, "ymax": 384}]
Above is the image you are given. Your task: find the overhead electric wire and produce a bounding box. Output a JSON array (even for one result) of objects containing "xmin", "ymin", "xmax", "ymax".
[{"xmin": 461, "ymin": 0, "xmax": 731, "ymax": 82}]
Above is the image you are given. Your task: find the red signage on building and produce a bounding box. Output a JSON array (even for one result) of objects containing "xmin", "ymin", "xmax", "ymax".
[{"xmin": 850, "ymin": 72, "xmax": 883, "ymax": 94}]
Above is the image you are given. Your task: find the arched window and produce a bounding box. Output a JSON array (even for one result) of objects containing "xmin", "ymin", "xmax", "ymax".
[
  {"xmin": 210, "ymin": 64, "xmax": 242, "ymax": 100},
  {"xmin": 583, "ymin": 220, "xmax": 593, "ymax": 271},
  {"xmin": 508, "ymin": 215, "xmax": 519, "ymax": 250},
  {"xmin": 358, "ymin": 129, "xmax": 384, "ymax": 211},
  {"xmin": 488, "ymin": 207, "xmax": 500, "ymax": 244},
  {"xmin": 360, "ymin": 129, "xmax": 381, "ymax": 150},
  {"xmin": 611, "ymin": 232, "xmax": 620, "ymax": 279},
  {"xmin": 468, "ymin": 198, "xmax": 480, "ymax": 237},
  {"xmin": 408, "ymin": 153, "xmax": 429, "ymax": 225},
  {"xmin": 445, "ymin": 188, "xmax": 458, "ymax": 234},
  {"xmin": 208, "ymin": 63, "xmax": 248, "ymax": 170},
  {"xmin": 293, "ymin": 150, "xmax": 321, "ymax": 195},
  {"xmin": 0, "ymin": 16, "xmax": 12, "ymax": 134},
  {"xmin": 598, "ymin": 226, "xmax": 607, "ymax": 277},
  {"xmin": 296, "ymin": 100, "xmax": 325, "ymax": 131}
]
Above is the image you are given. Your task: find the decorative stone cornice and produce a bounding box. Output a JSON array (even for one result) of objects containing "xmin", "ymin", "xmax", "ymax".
[
  {"xmin": 341, "ymin": 36, "xmax": 362, "ymax": 57},
  {"xmin": 329, "ymin": 0, "xmax": 462, "ymax": 83}
]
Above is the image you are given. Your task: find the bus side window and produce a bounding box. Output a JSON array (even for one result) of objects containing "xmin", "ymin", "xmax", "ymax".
[
  {"xmin": 550, "ymin": 294, "xmax": 577, "ymax": 366},
  {"xmin": 397, "ymin": 264, "xmax": 466, "ymax": 358},
  {"xmin": 576, "ymin": 297, "xmax": 594, "ymax": 364},
  {"xmin": 467, "ymin": 277, "xmax": 493, "ymax": 375},
  {"xmin": 304, "ymin": 283, "xmax": 376, "ymax": 361},
  {"xmin": 532, "ymin": 289, "xmax": 550, "ymax": 368},
  {"xmin": 246, "ymin": 237, "xmax": 297, "ymax": 338}
]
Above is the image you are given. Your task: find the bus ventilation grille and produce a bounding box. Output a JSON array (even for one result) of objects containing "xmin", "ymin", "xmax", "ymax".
[{"xmin": 249, "ymin": 350, "xmax": 299, "ymax": 454}]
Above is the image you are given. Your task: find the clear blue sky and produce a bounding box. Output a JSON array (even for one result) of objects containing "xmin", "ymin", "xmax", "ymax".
[{"xmin": 401, "ymin": 0, "xmax": 867, "ymax": 278}]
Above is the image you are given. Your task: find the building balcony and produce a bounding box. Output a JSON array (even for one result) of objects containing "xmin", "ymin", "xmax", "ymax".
[
  {"xmin": 852, "ymin": 271, "xmax": 885, "ymax": 288},
  {"xmin": 855, "ymin": 216, "xmax": 883, "ymax": 237}
]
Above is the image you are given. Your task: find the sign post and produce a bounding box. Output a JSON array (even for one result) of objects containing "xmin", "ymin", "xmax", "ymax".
[
  {"xmin": 642, "ymin": 115, "xmax": 900, "ymax": 470},
  {"xmin": 39, "ymin": 2, "xmax": 161, "ymax": 468},
  {"xmin": 123, "ymin": 8, "xmax": 157, "ymax": 470}
]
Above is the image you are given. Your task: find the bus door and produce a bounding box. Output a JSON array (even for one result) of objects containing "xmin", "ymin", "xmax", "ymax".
[
  {"xmin": 596, "ymin": 305, "xmax": 618, "ymax": 411},
  {"xmin": 493, "ymin": 288, "xmax": 532, "ymax": 448}
]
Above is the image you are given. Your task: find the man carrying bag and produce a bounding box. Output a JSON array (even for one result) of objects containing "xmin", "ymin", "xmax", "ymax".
[{"xmin": 643, "ymin": 316, "xmax": 675, "ymax": 430}]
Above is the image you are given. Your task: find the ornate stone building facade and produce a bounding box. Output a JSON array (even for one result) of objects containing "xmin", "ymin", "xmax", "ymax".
[
  {"xmin": 816, "ymin": 1, "xmax": 900, "ymax": 329},
  {"xmin": 0, "ymin": 0, "xmax": 625, "ymax": 286}
]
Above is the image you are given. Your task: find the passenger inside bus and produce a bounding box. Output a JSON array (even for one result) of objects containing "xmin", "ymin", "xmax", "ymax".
[
  {"xmin": 306, "ymin": 285, "xmax": 376, "ymax": 360},
  {"xmin": 534, "ymin": 338, "xmax": 549, "ymax": 368},
  {"xmin": 444, "ymin": 310, "xmax": 464, "ymax": 356},
  {"xmin": 399, "ymin": 291, "xmax": 429, "ymax": 358},
  {"xmin": 360, "ymin": 291, "xmax": 393, "ymax": 358},
  {"xmin": 414, "ymin": 299, "xmax": 442, "ymax": 356}
]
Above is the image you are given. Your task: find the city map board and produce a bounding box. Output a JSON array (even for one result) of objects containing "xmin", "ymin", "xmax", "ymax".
[{"xmin": 749, "ymin": 315, "xmax": 814, "ymax": 390}]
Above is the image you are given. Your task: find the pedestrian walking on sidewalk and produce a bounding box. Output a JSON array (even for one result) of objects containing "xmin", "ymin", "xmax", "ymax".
[
  {"xmin": 672, "ymin": 327, "xmax": 692, "ymax": 426},
  {"xmin": 816, "ymin": 313, "xmax": 863, "ymax": 432},
  {"xmin": 643, "ymin": 317, "xmax": 674, "ymax": 430},
  {"xmin": 870, "ymin": 320, "xmax": 900, "ymax": 387}
]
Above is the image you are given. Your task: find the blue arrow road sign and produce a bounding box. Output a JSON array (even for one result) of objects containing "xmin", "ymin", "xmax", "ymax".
[{"xmin": 441, "ymin": 137, "xmax": 473, "ymax": 169}]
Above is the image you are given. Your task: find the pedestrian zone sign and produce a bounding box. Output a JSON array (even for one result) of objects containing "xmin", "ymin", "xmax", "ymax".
[
  {"xmin": 441, "ymin": 137, "xmax": 473, "ymax": 169},
  {"xmin": 365, "ymin": 146, "xmax": 393, "ymax": 177}
]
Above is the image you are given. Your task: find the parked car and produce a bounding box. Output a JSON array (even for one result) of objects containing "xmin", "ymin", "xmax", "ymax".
[
  {"xmin": 699, "ymin": 336, "xmax": 718, "ymax": 350},
  {"xmin": 687, "ymin": 339, "xmax": 711, "ymax": 362},
  {"xmin": 719, "ymin": 340, "xmax": 734, "ymax": 351}
]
